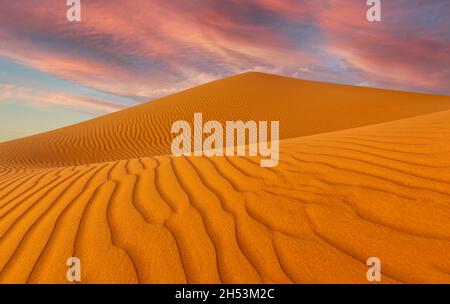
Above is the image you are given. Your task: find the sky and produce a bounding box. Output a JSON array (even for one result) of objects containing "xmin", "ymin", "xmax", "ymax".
[{"xmin": 0, "ymin": 0, "xmax": 449, "ymax": 142}]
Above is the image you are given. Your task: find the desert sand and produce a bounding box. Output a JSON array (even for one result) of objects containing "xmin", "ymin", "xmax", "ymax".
[{"xmin": 0, "ymin": 72, "xmax": 449, "ymax": 283}]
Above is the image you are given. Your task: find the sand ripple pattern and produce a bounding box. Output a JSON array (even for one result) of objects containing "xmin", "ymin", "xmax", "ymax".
[{"xmin": 1, "ymin": 110, "xmax": 450, "ymax": 283}]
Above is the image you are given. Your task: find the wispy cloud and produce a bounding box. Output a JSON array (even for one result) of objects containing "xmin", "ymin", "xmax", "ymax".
[
  {"xmin": 0, "ymin": 83, "xmax": 17, "ymax": 102},
  {"xmin": 0, "ymin": 0, "xmax": 316, "ymax": 101},
  {"xmin": 314, "ymin": 0, "xmax": 450, "ymax": 93},
  {"xmin": 0, "ymin": 0, "xmax": 448, "ymax": 103},
  {"xmin": 0, "ymin": 82, "xmax": 125, "ymax": 115}
]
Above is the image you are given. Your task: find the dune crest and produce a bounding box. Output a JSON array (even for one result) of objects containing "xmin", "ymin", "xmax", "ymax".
[{"xmin": 1, "ymin": 72, "xmax": 450, "ymax": 283}]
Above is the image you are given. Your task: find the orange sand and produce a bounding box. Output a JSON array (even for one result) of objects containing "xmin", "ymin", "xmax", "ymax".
[{"xmin": 0, "ymin": 72, "xmax": 449, "ymax": 283}]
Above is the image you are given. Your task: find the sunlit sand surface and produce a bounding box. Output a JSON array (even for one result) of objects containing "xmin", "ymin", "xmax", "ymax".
[{"xmin": 0, "ymin": 72, "xmax": 450, "ymax": 283}]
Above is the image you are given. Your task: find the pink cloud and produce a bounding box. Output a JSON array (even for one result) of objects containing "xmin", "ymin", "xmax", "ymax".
[
  {"xmin": 0, "ymin": 83, "xmax": 16, "ymax": 102},
  {"xmin": 0, "ymin": 0, "xmax": 448, "ymax": 100},
  {"xmin": 315, "ymin": 0, "xmax": 450, "ymax": 92},
  {"xmin": 0, "ymin": 0, "xmax": 315, "ymax": 101},
  {"xmin": 43, "ymin": 93, "xmax": 126, "ymax": 114},
  {"xmin": 0, "ymin": 82, "xmax": 125, "ymax": 114}
]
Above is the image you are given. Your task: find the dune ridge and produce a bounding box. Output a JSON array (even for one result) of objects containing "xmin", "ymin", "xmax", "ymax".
[{"xmin": 0, "ymin": 73, "xmax": 450, "ymax": 283}]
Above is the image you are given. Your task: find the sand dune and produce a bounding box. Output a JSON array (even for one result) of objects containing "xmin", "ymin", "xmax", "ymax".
[
  {"xmin": 2, "ymin": 72, "xmax": 450, "ymax": 168},
  {"xmin": 0, "ymin": 72, "xmax": 450, "ymax": 283}
]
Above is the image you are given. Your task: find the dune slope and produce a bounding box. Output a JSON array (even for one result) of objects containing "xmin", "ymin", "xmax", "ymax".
[{"xmin": 0, "ymin": 73, "xmax": 449, "ymax": 284}]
